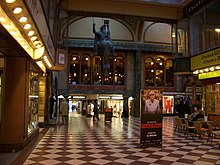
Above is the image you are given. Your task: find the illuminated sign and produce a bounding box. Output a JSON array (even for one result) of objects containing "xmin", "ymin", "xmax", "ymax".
[
  {"xmin": 198, "ymin": 70, "xmax": 220, "ymax": 79},
  {"xmin": 191, "ymin": 47, "xmax": 220, "ymax": 71}
]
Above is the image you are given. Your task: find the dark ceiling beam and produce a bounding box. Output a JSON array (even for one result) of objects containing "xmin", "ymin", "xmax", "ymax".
[{"xmin": 60, "ymin": 0, "xmax": 185, "ymax": 21}]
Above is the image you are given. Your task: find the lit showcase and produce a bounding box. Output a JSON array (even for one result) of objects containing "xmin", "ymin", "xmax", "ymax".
[
  {"xmin": 203, "ymin": 84, "xmax": 220, "ymax": 115},
  {"xmin": 28, "ymin": 65, "xmax": 39, "ymax": 135},
  {"xmin": 69, "ymin": 53, "xmax": 125, "ymax": 86},
  {"xmin": 162, "ymin": 96, "xmax": 174, "ymax": 114}
]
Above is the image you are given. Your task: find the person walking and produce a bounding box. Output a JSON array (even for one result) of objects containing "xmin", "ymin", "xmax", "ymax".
[
  {"xmin": 60, "ymin": 98, "xmax": 69, "ymax": 125},
  {"xmin": 93, "ymin": 99, "xmax": 100, "ymax": 121}
]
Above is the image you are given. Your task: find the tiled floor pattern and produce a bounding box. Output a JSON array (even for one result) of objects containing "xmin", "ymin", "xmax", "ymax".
[{"xmin": 23, "ymin": 114, "xmax": 220, "ymax": 165}]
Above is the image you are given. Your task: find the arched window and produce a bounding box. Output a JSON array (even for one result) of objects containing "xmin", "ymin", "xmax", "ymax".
[
  {"xmin": 114, "ymin": 56, "xmax": 124, "ymax": 85},
  {"xmin": 155, "ymin": 58, "xmax": 164, "ymax": 87},
  {"xmin": 69, "ymin": 55, "xmax": 80, "ymax": 85},
  {"xmin": 92, "ymin": 56, "xmax": 102, "ymax": 85},
  {"xmin": 165, "ymin": 59, "xmax": 173, "ymax": 87},
  {"xmin": 145, "ymin": 58, "xmax": 154, "ymax": 86},
  {"xmin": 103, "ymin": 56, "xmax": 114, "ymax": 85},
  {"xmin": 81, "ymin": 55, "xmax": 91, "ymax": 85}
]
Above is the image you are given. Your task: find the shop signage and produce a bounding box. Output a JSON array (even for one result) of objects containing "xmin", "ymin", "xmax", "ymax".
[
  {"xmin": 198, "ymin": 70, "xmax": 220, "ymax": 79},
  {"xmin": 140, "ymin": 89, "xmax": 162, "ymax": 147},
  {"xmin": 191, "ymin": 47, "xmax": 220, "ymax": 71}
]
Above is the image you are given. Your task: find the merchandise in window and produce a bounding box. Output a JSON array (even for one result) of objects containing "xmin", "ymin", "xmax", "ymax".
[{"xmin": 28, "ymin": 66, "xmax": 39, "ymax": 135}]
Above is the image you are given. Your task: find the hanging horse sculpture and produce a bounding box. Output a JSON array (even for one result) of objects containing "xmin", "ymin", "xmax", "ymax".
[
  {"xmin": 97, "ymin": 38, "xmax": 115, "ymax": 77},
  {"xmin": 93, "ymin": 20, "xmax": 115, "ymax": 77}
]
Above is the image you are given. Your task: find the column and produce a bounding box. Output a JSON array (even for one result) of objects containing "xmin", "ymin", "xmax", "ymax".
[
  {"xmin": 192, "ymin": 81, "xmax": 196, "ymax": 104},
  {"xmin": 133, "ymin": 50, "xmax": 142, "ymax": 117},
  {"xmin": 122, "ymin": 96, "xmax": 129, "ymax": 117}
]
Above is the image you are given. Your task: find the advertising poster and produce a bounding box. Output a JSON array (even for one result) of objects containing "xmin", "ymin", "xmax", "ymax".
[{"xmin": 140, "ymin": 89, "xmax": 162, "ymax": 147}]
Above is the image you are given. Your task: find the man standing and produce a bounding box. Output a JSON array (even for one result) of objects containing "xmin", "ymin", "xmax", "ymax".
[
  {"xmin": 144, "ymin": 91, "xmax": 161, "ymax": 114},
  {"xmin": 60, "ymin": 98, "xmax": 69, "ymax": 125},
  {"xmin": 93, "ymin": 99, "xmax": 100, "ymax": 121}
]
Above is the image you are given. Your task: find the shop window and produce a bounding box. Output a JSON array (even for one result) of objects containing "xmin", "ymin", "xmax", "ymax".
[
  {"xmin": 28, "ymin": 66, "xmax": 39, "ymax": 136},
  {"xmin": 114, "ymin": 56, "xmax": 124, "ymax": 85},
  {"xmin": 0, "ymin": 70, "xmax": 2, "ymax": 123},
  {"xmin": 81, "ymin": 55, "xmax": 91, "ymax": 85},
  {"xmin": 92, "ymin": 56, "xmax": 102, "ymax": 85},
  {"xmin": 155, "ymin": 58, "xmax": 164, "ymax": 87},
  {"xmin": 68, "ymin": 53, "xmax": 125, "ymax": 86},
  {"xmin": 205, "ymin": 0, "xmax": 220, "ymax": 50},
  {"xmin": 103, "ymin": 57, "xmax": 114, "ymax": 85},
  {"xmin": 69, "ymin": 55, "xmax": 80, "ymax": 85},
  {"xmin": 145, "ymin": 57, "xmax": 154, "ymax": 86},
  {"xmin": 165, "ymin": 59, "xmax": 174, "ymax": 87},
  {"xmin": 189, "ymin": 11, "xmax": 204, "ymax": 55}
]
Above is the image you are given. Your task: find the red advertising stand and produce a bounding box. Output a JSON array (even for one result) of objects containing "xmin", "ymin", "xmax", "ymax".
[
  {"xmin": 105, "ymin": 108, "xmax": 112, "ymax": 122},
  {"xmin": 140, "ymin": 89, "xmax": 162, "ymax": 147}
]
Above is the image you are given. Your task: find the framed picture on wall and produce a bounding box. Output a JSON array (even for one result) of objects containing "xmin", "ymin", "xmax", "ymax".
[{"xmin": 58, "ymin": 53, "xmax": 65, "ymax": 65}]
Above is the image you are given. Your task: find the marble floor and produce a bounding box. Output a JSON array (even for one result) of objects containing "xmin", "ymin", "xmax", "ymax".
[{"xmin": 1, "ymin": 113, "xmax": 220, "ymax": 165}]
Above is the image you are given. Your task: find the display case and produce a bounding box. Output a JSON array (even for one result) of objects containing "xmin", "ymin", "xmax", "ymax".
[
  {"xmin": 162, "ymin": 96, "xmax": 174, "ymax": 114},
  {"xmin": 27, "ymin": 65, "xmax": 39, "ymax": 135},
  {"xmin": 203, "ymin": 84, "xmax": 220, "ymax": 115}
]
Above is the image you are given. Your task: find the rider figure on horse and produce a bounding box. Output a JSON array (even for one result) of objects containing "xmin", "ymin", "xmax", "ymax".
[
  {"xmin": 93, "ymin": 20, "xmax": 115, "ymax": 57},
  {"xmin": 93, "ymin": 20, "xmax": 116, "ymax": 77}
]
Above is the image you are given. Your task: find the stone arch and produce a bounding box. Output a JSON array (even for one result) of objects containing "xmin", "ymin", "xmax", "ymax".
[{"xmin": 62, "ymin": 17, "xmax": 134, "ymax": 41}]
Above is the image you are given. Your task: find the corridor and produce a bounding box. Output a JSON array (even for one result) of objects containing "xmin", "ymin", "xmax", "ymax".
[{"xmin": 5, "ymin": 115, "xmax": 220, "ymax": 165}]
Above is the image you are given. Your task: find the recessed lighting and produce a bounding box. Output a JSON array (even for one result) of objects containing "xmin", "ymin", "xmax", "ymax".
[
  {"xmin": 6, "ymin": 0, "xmax": 16, "ymax": 3},
  {"xmin": 19, "ymin": 16, "xmax": 27, "ymax": 22},
  {"xmin": 36, "ymin": 44, "xmax": 41, "ymax": 48},
  {"xmin": 24, "ymin": 24, "xmax": 31, "ymax": 29},
  {"xmin": 10, "ymin": 31, "xmax": 17, "ymax": 35},
  {"xmin": 30, "ymin": 36, "xmax": 37, "ymax": 41},
  {"xmin": 215, "ymin": 28, "xmax": 220, "ymax": 33},
  {"xmin": 210, "ymin": 67, "xmax": 214, "ymax": 71},
  {"xmin": 33, "ymin": 40, "xmax": 40, "ymax": 45},
  {"xmin": 17, "ymin": 37, "xmax": 23, "ymax": 41},
  {"xmin": 13, "ymin": 7, "xmax": 22, "ymax": 14},
  {"xmin": 28, "ymin": 31, "xmax": 35, "ymax": 36},
  {"xmin": 0, "ymin": 17, "xmax": 5, "ymax": 22},
  {"xmin": 4, "ymin": 24, "xmax": 12, "ymax": 29}
]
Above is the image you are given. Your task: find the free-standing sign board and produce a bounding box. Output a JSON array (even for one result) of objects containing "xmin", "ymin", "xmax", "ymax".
[
  {"xmin": 105, "ymin": 108, "xmax": 112, "ymax": 122},
  {"xmin": 140, "ymin": 89, "xmax": 162, "ymax": 147}
]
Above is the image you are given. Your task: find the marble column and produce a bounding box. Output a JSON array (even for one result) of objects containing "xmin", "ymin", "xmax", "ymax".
[{"xmin": 133, "ymin": 50, "xmax": 142, "ymax": 117}]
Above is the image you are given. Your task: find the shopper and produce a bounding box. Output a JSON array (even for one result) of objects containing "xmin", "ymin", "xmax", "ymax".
[
  {"xmin": 60, "ymin": 98, "xmax": 69, "ymax": 125},
  {"xmin": 93, "ymin": 99, "xmax": 100, "ymax": 121}
]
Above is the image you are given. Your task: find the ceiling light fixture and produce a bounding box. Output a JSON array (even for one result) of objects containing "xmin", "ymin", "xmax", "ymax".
[
  {"xmin": 24, "ymin": 24, "xmax": 31, "ymax": 29},
  {"xmin": 19, "ymin": 16, "xmax": 27, "ymax": 22},
  {"xmin": 28, "ymin": 30, "xmax": 34, "ymax": 36},
  {"xmin": 36, "ymin": 44, "xmax": 41, "ymax": 48},
  {"xmin": 30, "ymin": 36, "xmax": 37, "ymax": 41},
  {"xmin": 6, "ymin": 0, "xmax": 16, "ymax": 3},
  {"xmin": 13, "ymin": 7, "xmax": 22, "ymax": 14},
  {"xmin": 215, "ymin": 28, "xmax": 220, "ymax": 33},
  {"xmin": 33, "ymin": 40, "xmax": 40, "ymax": 45}
]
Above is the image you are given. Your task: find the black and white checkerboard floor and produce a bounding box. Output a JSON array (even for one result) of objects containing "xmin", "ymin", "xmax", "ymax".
[{"xmin": 23, "ymin": 114, "xmax": 220, "ymax": 165}]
